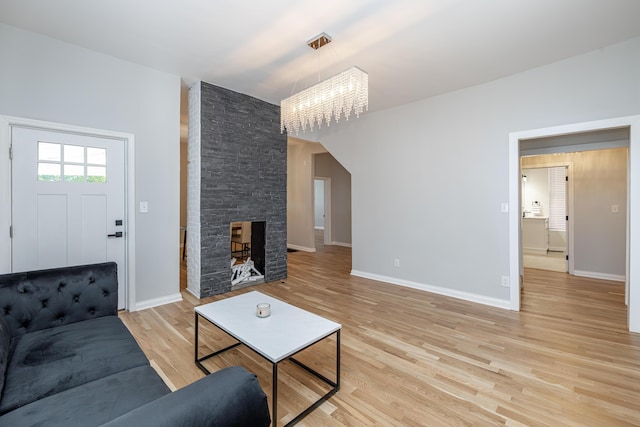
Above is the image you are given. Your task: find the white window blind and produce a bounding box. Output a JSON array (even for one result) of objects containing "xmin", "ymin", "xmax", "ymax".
[{"xmin": 548, "ymin": 167, "xmax": 566, "ymax": 231}]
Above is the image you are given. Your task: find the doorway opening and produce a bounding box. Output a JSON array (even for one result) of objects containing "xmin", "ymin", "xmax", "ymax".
[
  {"xmin": 314, "ymin": 177, "xmax": 331, "ymax": 249},
  {"xmin": 521, "ymin": 165, "xmax": 569, "ymax": 273},
  {"xmin": 312, "ymin": 151, "xmax": 352, "ymax": 251},
  {"xmin": 508, "ymin": 116, "xmax": 640, "ymax": 332}
]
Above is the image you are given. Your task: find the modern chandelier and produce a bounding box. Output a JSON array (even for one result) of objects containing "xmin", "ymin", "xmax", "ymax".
[{"xmin": 280, "ymin": 33, "xmax": 368, "ymax": 135}]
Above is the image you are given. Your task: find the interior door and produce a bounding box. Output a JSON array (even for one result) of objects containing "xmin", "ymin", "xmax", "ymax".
[{"xmin": 11, "ymin": 126, "xmax": 126, "ymax": 309}]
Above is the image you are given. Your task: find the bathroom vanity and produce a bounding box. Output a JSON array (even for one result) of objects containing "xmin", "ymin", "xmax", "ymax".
[{"xmin": 522, "ymin": 217, "xmax": 549, "ymax": 255}]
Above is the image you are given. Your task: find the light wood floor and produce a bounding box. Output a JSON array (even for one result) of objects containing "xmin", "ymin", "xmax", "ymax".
[
  {"xmin": 523, "ymin": 251, "xmax": 566, "ymax": 273},
  {"xmin": 120, "ymin": 243, "xmax": 640, "ymax": 426}
]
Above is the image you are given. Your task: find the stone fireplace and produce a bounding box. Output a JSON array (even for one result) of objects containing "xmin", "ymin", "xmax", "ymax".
[{"xmin": 187, "ymin": 82, "xmax": 287, "ymax": 298}]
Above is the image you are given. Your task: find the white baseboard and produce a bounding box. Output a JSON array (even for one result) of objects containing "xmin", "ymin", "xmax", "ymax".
[
  {"xmin": 186, "ymin": 287, "xmax": 200, "ymax": 299},
  {"xmin": 331, "ymin": 241, "xmax": 352, "ymax": 248},
  {"xmin": 287, "ymin": 244, "xmax": 316, "ymax": 252},
  {"xmin": 573, "ymin": 270, "xmax": 625, "ymax": 282},
  {"xmin": 548, "ymin": 246, "xmax": 565, "ymax": 252},
  {"xmin": 134, "ymin": 292, "xmax": 183, "ymax": 311},
  {"xmin": 350, "ymin": 270, "xmax": 511, "ymax": 310}
]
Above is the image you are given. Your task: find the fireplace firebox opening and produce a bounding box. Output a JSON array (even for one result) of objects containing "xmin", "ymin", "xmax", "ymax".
[{"xmin": 230, "ymin": 221, "xmax": 266, "ymax": 289}]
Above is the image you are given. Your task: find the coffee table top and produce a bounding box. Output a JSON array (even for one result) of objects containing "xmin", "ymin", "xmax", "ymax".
[{"xmin": 195, "ymin": 291, "xmax": 341, "ymax": 363}]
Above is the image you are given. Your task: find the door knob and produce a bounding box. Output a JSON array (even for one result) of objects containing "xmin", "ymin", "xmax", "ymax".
[{"xmin": 107, "ymin": 231, "xmax": 123, "ymax": 238}]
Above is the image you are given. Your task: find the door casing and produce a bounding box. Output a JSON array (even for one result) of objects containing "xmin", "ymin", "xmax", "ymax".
[{"xmin": 508, "ymin": 115, "xmax": 640, "ymax": 332}]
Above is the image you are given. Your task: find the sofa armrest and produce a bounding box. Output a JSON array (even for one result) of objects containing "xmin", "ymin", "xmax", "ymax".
[
  {"xmin": 101, "ymin": 366, "xmax": 271, "ymax": 427},
  {"xmin": 0, "ymin": 262, "xmax": 118, "ymax": 338}
]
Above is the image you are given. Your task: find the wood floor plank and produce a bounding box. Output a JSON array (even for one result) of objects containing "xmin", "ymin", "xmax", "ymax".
[{"xmin": 119, "ymin": 243, "xmax": 640, "ymax": 426}]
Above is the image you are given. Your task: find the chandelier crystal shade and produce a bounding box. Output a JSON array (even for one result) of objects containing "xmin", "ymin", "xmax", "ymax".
[{"xmin": 280, "ymin": 66, "xmax": 368, "ymax": 135}]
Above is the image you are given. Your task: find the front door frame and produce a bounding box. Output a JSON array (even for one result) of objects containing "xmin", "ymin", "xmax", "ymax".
[
  {"xmin": 508, "ymin": 115, "xmax": 640, "ymax": 332},
  {"xmin": 0, "ymin": 115, "xmax": 136, "ymax": 311}
]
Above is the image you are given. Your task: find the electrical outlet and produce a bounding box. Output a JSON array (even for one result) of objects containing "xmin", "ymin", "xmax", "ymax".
[
  {"xmin": 501, "ymin": 275, "xmax": 510, "ymax": 287},
  {"xmin": 394, "ymin": 259, "xmax": 400, "ymax": 267}
]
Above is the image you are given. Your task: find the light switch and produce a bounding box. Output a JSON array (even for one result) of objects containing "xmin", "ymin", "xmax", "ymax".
[
  {"xmin": 139, "ymin": 201, "xmax": 149, "ymax": 213},
  {"xmin": 611, "ymin": 204, "xmax": 619, "ymax": 213}
]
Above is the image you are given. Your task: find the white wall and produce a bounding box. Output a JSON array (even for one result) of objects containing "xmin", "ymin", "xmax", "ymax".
[
  {"xmin": 0, "ymin": 24, "xmax": 181, "ymax": 308},
  {"xmin": 314, "ymin": 36, "xmax": 640, "ymax": 305}
]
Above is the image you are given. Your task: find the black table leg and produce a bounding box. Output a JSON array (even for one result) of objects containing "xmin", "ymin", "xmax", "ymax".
[{"xmin": 273, "ymin": 362, "xmax": 278, "ymax": 426}]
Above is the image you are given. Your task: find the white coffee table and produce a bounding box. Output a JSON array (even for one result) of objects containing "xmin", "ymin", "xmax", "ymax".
[{"xmin": 194, "ymin": 291, "xmax": 341, "ymax": 426}]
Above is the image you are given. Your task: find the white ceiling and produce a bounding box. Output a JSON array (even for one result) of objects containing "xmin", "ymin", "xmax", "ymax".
[{"xmin": 2, "ymin": 0, "xmax": 640, "ymax": 117}]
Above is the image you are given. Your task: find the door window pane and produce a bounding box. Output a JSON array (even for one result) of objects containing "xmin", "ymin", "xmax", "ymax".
[
  {"xmin": 87, "ymin": 147, "xmax": 106, "ymax": 165},
  {"xmin": 64, "ymin": 144, "xmax": 84, "ymax": 163},
  {"xmin": 87, "ymin": 166, "xmax": 106, "ymax": 183},
  {"xmin": 64, "ymin": 164, "xmax": 85, "ymax": 182},
  {"xmin": 38, "ymin": 142, "xmax": 61, "ymax": 161},
  {"xmin": 38, "ymin": 143, "xmax": 106, "ymax": 184},
  {"xmin": 38, "ymin": 163, "xmax": 61, "ymax": 181}
]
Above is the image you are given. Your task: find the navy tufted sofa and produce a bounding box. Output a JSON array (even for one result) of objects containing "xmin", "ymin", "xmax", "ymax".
[{"xmin": 0, "ymin": 262, "xmax": 271, "ymax": 427}]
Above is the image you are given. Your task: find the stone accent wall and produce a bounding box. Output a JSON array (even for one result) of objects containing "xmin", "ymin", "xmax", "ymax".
[
  {"xmin": 192, "ymin": 81, "xmax": 287, "ymax": 297},
  {"xmin": 186, "ymin": 82, "xmax": 201, "ymax": 297}
]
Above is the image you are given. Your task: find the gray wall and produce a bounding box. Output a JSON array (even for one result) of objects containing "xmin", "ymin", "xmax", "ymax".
[
  {"xmin": 312, "ymin": 36, "xmax": 640, "ymax": 305},
  {"xmin": 193, "ymin": 82, "xmax": 287, "ymax": 297},
  {"xmin": 315, "ymin": 152, "xmax": 352, "ymax": 245},
  {"xmin": 0, "ymin": 23, "xmax": 181, "ymax": 309}
]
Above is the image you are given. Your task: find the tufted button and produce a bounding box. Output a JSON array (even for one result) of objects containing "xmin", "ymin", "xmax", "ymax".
[
  {"xmin": 73, "ymin": 295, "xmax": 80, "ymax": 303},
  {"xmin": 57, "ymin": 282, "xmax": 66, "ymax": 292},
  {"xmin": 20, "ymin": 319, "xmax": 30, "ymax": 329},
  {"xmin": 57, "ymin": 314, "xmax": 65, "ymax": 321},
  {"xmin": 88, "ymin": 307, "xmax": 96, "ymax": 315},
  {"xmin": 103, "ymin": 290, "xmax": 109, "ymax": 297},
  {"xmin": 89, "ymin": 276, "xmax": 96, "ymax": 284},
  {"xmin": 41, "ymin": 299, "xmax": 48, "ymax": 308},
  {"xmin": 3, "ymin": 306, "xmax": 10, "ymax": 315}
]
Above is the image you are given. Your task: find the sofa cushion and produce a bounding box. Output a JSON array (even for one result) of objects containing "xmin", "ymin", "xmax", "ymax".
[
  {"xmin": 0, "ymin": 317, "xmax": 9, "ymax": 399},
  {"xmin": 0, "ymin": 262, "xmax": 118, "ymax": 338},
  {"xmin": 0, "ymin": 316, "xmax": 149, "ymax": 415},
  {"xmin": 0, "ymin": 365, "xmax": 170, "ymax": 427}
]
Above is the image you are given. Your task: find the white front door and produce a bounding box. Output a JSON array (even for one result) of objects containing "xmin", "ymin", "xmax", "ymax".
[{"xmin": 11, "ymin": 126, "xmax": 126, "ymax": 309}]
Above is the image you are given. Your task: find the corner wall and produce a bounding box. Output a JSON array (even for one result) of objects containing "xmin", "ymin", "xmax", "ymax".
[{"xmin": 191, "ymin": 82, "xmax": 287, "ymax": 297}]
